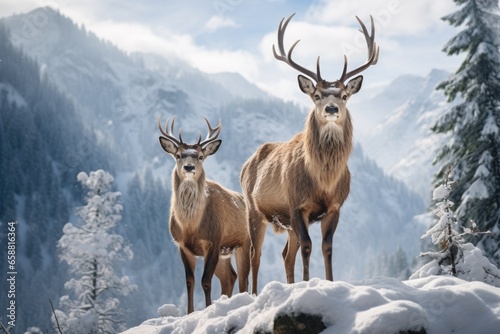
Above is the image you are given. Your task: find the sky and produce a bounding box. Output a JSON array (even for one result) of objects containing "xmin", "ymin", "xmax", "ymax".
[{"xmin": 0, "ymin": 0, "xmax": 468, "ymax": 106}]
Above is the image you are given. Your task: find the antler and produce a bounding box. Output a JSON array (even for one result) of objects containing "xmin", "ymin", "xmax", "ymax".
[
  {"xmin": 197, "ymin": 118, "xmax": 222, "ymax": 147},
  {"xmin": 272, "ymin": 14, "xmax": 379, "ymax": 84},
  {"xmin": 158, "ymin": 116, "xmax": 184, "ymax": 146},
  {"xmin": 338, "ymin": 15, "xmax": 379, "ymax": 83},
  {"xmin": 273, "ymin": 13, "xmax": 324, "ymax": 83}
]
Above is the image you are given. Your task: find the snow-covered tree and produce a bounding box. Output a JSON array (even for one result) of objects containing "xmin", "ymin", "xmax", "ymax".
[
  {"xmin": 411, "ymin": 166, "xmax": 500, "ymax": 286},
  {"xmin": 433, "ymin": 0, "xmax": 500, "ymax": 266},
  {"xmin": 56, "ymin": 170, "xmax": 137, "ymax": 334}
]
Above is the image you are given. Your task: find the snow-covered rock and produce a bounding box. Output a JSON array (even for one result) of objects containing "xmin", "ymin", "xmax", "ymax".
[{"xmin": 122, "ymin": 276, "xmax": 500, "ymax": 334}]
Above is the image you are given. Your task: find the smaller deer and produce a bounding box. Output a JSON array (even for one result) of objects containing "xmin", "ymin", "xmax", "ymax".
[{"xmin": 158, "ymin": 116, "xmax": 250, "ymax": 314}]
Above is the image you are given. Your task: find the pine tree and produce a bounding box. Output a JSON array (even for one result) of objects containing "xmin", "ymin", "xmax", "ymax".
[
  {"xmin": 411, "ymin": 166, "xmax": 500, "ymax": 286},
  {"xmin": 56, "ymin": 170, "xmax": 137, "ymax": 334},
  {"xmin": 433, "ymin": 0, "xmax": 500, "ymax": 265}
]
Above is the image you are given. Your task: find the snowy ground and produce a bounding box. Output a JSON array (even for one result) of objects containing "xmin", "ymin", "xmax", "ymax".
[{"xmin": 122, "ymin": 276, "xmax": 500, "ymax": 334}]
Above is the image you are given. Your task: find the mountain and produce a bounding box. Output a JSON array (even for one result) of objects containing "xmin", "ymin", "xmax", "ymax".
[
  {"xmin": 1, "ymin": 7, "xmax": 426, "ymax": 330},
  {"xmin": 0, "ymin": 23, "xmax": 112, "ymax": 331},
  {"xmin": 208, "ymin": 72, "xmax": 271, "ymax": 100},
  {"xmin": 350, "ymin": 69, "xmax": 454, "ymax": 199}
]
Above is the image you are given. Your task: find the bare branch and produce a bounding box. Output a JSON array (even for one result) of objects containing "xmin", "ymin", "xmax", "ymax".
[
  {"xmin": 49, "ymin": 299, "xmax": 64, "ymax": 334},
  {"xmin": 0, "ymin": 321, "xmax": 11, "ymax": 334}
]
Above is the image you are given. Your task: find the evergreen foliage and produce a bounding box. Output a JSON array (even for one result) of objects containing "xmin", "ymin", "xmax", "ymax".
[
  {"xmin": 412, "ymin": 166, "xmax": 500, "ymax": 286},
  {"xmin": 56, "ymin": 170, "xmax": 137, "ymax": 334},
  {"xmin": 0, "ymin": 23, "xmax": 110, "ymax": 331},
  {"xmin": 433, "ymin": 0, "xmax": 500, "ymax": 265}
]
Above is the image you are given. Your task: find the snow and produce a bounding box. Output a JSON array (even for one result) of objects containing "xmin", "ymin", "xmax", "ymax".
[
  {"xmin": 463, "ymin": 179, "xmax": 489, "ymax": 199},
  {"xmin": 412, "ymin": 171, "xmax": 500, "ymax": 287},
  {"xmin": 57, "ymin": 170, "xmax": 136, "ymax": 333},
  {"xmin": 121, "ymin": 276, "xmax": 500, "ymax": 334},
  {"xmin": 432, "ymin": 184, "xmax": 451, "ymax": 201}
]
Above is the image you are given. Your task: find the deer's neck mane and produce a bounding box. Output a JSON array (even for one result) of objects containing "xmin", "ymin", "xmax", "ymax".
[
  {"xmin": 173, "ymin": 171, "xmax": 207, "ymax": 225},
  {"xmin": 304, "ymin": 110, "xmax": 353, "ymax": 188}
]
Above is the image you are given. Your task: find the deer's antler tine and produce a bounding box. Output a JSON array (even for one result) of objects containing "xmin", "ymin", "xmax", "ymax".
[
  {"xmin": 178, "ymin": 127, "xmax": 184, "ymax": 144},
  {"xmin": 356, "ymin": 15, "xmax": 376, "ymax": 59},
  {"xmin": 196, "ymin": 131, "xmax": 202, "ymax": 146},
  {"xmin": 372, "ymin": 44, "xmax": 380, "ymax": 65},
  {"xmin": 341, "ymin": 15, "xmax": 379, "ymax": 82},
  {"xmin": 158, "ymin": 115, "xmax": 182, "ymax": 146},
  {"xmin": 158, "ymin": 116, "xmax": 167, "ymax": 137},
  {"xmin": 338, "ymin": 55, "xmax": 348, "ymax": 82},
  {"xmin": 272, "ymin": 13, "xmax": 321, "ymax": 83},
  {"xmin": 316, "ymin": 56, "xmax": 323, "ymax": 83},
  {"xmin": 287, "ymin": 40, "xmax": 319, "ymax": 82},
  {"xmin": 199, "ymin": 118, "xmax": 222, "ymax": 147},
  {"xmin": 170, "ymin": 116, "xmax": 176, "ymax": 136},
  {"xmin": 279, "ymin": 13, "xmax": 295, "ymax": 55}
]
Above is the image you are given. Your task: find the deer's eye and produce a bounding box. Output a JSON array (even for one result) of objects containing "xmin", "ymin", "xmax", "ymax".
[
  {"xmin": 314, "ymin": 94, "xmax": 321, "ymax": 101},
  {"xmin": 198, "ymin": 155, "xmax": 204, "ymax": 161},
  {"xmin": 342, "ymin": 94, "xmax": 348, "ymax": 101},
  {"xmin": 175, "ymin": 154, "xmax": 181, "ymax": 159}
]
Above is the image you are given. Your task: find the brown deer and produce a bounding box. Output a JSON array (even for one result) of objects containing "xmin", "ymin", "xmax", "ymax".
[
  {"xmin": 240, "ymin": 14, "xmax": 379, "ymax": 294},
  {"xmin": 158, "ymin": 116, "xmax": 250, "ymax": 313}
]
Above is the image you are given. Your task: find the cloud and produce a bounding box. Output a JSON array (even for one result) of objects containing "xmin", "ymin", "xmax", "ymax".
[
  {"xmin": 0, "ymin": 0, "xmax": 464, "ymax": 106},
  {"xmin": 305, "ymin": 0, "xmax": 456, "ymax": 36},
  {"xmin": 80, "ymin": 19, "xmax": 260, "ymax": 80},
  {"xmin": 0, "ymin": 0, "xmax": 39, "ymax": 15},
  {"xmin": 204, "ymin": 16, "xmax": 238, "ymax": 32}
]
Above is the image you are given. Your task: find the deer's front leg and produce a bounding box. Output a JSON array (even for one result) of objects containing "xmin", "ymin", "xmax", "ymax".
[
  {"xmin": 201, "ymin": 242, "xmax": 219, "ymax": 308},
  {"xmin": 292, "ymin": 209, "xmax": 312, "ymax": 281},
  {"xmin": 321, "ymin": 209, "xmax": 340, "ymax": 281},
  {"xmin": 179, "ymin": 247, "xmax": 196, "ymax": 314}
]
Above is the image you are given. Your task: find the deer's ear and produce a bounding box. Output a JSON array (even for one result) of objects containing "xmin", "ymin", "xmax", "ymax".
[
  {"xmin": 298, "ymin": 75, "xmax": 315, "ymax": 95},
  {"xmin": 203, "ymin": 140, "xmax": 221, "ymax": 157},
  {"xmin": 159, "ymin": 137, "xmax": 177, "ymax": 156},
  {"xmin": 346, "ymin": 75, "xmax": 363, "ymax": 96}
]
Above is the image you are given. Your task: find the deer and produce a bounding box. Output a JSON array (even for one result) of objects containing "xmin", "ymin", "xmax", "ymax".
[
  {"xmin": 158, "ymin": 116, "xmax": 251, "ymax": 314},
  {"xmin": 240, "ymin": 14, "xmax": 379, "ymax": 294}
]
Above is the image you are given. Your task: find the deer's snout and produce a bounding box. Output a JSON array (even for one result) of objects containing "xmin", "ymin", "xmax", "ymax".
[
  {"xmin": 184, "ymin": 164, "xmax": 196, "ymax": 173},
  {"xmin": 325, "ymin": 105, "xmax": 339, "ymax": 115}
]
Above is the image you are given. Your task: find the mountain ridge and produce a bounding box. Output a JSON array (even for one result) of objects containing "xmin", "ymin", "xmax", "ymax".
[
  {"xmin": 351, "ymin": 68, "xmax": 452, "ymax": 198},
  {"xmin": 1, "ymin": 7, "xmax": 427, "ymax": 331}
]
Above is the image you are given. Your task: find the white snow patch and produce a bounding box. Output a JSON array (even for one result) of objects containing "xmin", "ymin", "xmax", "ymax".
[{"xmin": 121, "ymin": 276, "xmax": 500, "ymax": 334}]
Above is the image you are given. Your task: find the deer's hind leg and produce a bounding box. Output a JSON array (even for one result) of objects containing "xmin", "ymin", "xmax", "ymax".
[
  {"xmin": 282, "ymin": 230, "xmax": 300, "ymax": 284},
  {"xmin": 248, "ymin": 209, "xmax": 267, "ymax": 295},
  {"xmin": 235, "ymin": 237, "xmax": 251, "ymax": 293},
  {"xmin": 214, "ymin": 257, "xmax": 237, "ymax": 298},
  {"xmin": 291, "ymin": 209, "xmax": 312, "ymax": 282}
]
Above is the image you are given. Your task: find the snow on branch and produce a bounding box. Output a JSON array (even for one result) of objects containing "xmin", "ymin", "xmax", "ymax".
[
  {"xmin": 411, "ymin": 165, "xmax": 500, "ymax": 287},
  {"xmin": 55, "ymin": 169, "xmax": 137, "ymax": 334}
]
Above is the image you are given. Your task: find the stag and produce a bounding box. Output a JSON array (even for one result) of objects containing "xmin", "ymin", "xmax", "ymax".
[
  {"xmin": 158, "ymin": 116, "xmax": 250, "ymax": 313},
  {"xmin": 240, "ymin": 14, "xmax": 379, "ymax": 294}
]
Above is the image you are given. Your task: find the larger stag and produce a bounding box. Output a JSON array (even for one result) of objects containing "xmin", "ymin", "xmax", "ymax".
[
  {"xmin": 159, "ymin": 117, "xmax": 250, "ymax": 313},
  {"xmin": 240, "ymin": 14, "xmax": 379, "ymax": 294}
]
